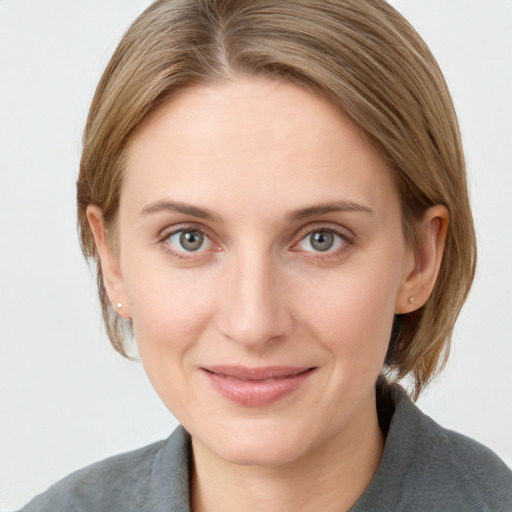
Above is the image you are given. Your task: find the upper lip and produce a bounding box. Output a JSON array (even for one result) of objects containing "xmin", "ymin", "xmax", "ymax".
[{"xmin": 202, "ymin": 365, "xmax": 315, "ymax": 381}]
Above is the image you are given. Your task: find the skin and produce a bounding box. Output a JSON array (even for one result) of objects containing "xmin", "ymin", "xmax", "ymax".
[{"xmin": 88, "ymin": 78, "xmax": 448, "ymax": 512}]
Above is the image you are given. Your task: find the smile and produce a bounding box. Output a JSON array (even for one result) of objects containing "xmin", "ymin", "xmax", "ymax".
[{"xmin": 201, "ymin": 366, "xmax": 317, "ymax": 407}]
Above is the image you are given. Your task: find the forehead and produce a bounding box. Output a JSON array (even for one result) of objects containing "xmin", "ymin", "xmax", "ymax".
[{"xmin": 121, "ymin": 78, "xmax": 399, "ymax": 222}]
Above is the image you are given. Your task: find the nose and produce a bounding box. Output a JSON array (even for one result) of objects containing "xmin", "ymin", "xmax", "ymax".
[{"xmin": 215, "ymin": 251, "xmax": 294, "ymax": 350}]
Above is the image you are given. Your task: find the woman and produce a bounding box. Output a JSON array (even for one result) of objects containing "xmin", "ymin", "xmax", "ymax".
[{"xmin": 18, "ymin": 0, "xmax": 512, "ymax": 510}]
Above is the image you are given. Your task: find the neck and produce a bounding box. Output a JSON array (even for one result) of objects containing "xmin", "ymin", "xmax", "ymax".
[{"xmin": 190, "ymin": 390, "xmax": 384, "ymax": 512}]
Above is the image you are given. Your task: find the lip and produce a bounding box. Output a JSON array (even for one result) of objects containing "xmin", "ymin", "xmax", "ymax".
[{"xmin": 201, "ymin": 365, "xmax": 316, "ymax": 407}]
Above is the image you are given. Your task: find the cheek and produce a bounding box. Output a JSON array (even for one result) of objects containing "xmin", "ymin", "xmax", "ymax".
[
  {"xmin": 122, "ymin": 264, "xmax": 220, "ymax": 411},
  {"xmin": 123, "ymin": 261, "xmax": 216, "ymax": 353},
  {"xmin": 295, "ymin": 255, "xmax": 401, "ymax": 366}
]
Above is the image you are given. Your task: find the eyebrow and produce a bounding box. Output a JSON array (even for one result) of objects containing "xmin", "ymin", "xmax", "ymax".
[
  {"xmin": 140, "ymin": 198, "xmax": 373, "ymax": 224},
  {"xmin": 140, "ymin": 200, "xmax": 222, "ymax": 223},
  {"xmin": 285, "ymin": 200, "xmax": 374, "ymax": 222}
]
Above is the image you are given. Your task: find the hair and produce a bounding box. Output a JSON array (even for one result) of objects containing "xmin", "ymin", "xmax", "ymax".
[{"xmin": 77, "ymin": 0, "xmax": 476, "ymax": 398}]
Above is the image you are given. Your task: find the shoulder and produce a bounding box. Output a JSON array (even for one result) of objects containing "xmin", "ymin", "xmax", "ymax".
[
  {"xmin": 353, "ymin": 386, "xmax": 512, "ymax": 512},
  {"xmin": 18, "ymin": 426, "xmax": 191, "ymax": 512},
  {"xmin": 392, "ymin": 387, "xmax": 512, "ymax": 510},
  {"xmin": 415, "ymin": 407, "xmax": 512, "ymax": 508}
]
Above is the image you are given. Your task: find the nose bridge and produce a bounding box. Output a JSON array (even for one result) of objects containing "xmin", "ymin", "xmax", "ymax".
[{"xmin": 216, "ymin": 246, "xmax": 292, "ymax": 347}]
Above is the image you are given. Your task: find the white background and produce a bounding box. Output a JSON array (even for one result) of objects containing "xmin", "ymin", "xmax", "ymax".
[{"xmin": 0, "ymin": 1, "xmax": 511, "ymax": 509}]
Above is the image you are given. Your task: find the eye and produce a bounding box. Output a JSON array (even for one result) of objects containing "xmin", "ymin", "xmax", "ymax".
[
  {"xmin": 296, "ymin": 229, "xmax": 347, "ymax": 253},
  {"xmin": 166, "ymin": 229, "xmax": 212, "ymax": 253}
]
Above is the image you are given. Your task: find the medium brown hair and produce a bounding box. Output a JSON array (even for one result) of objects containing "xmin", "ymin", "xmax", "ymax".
[{"xmin": 77, "ymin": 0, "xmax": 476, "ymax": 398}]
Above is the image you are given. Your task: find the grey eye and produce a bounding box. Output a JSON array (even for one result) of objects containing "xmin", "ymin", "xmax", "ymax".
[
  {"xmin": 309, "ymin": 231, "xmax": 335, "ymax": 251},
  {"xmin": 296, "ymin": 229, "xmax": 346, "ymax": 253},
  {"xmin": 167, "ymin": 230, "xmax": 211, "ymax": 252},
  {"xmin": 179, "ymin": 230, "xmax": 204, "ymax": 251}
]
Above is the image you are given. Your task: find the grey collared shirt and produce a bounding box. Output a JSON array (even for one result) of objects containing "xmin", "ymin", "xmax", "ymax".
[{"xmin": 19, "ymin": 387, "xmax": 512, "ymax": 511}]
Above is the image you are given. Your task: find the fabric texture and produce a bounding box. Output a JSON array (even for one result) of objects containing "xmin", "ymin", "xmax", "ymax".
[{"xmin": 19, "ymin": 386, "xmax": 512, "ymax": 511}]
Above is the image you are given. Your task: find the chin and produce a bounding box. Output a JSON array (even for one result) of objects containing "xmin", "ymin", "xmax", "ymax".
[
  {"xmin": 212, "ymin": 438, "xmax": 307, "ymax": 467},
  {"xmin": 190, "ymin": 416, "xmax": 322, "ymax": 468}
]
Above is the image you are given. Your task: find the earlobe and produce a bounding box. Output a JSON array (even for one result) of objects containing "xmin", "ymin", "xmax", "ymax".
[
  {"xmin": 86, "ymin": 205, "xmax": 131, "ymax": 318},
  {"xmin": 395, "ymin": 205, "xmax": 449, "ymax": 314}
]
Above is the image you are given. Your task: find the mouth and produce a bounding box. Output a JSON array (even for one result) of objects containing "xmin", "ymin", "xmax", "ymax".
[{"xmin": 200, "ymin": 365, "xmax": 317, "ymax": 407}]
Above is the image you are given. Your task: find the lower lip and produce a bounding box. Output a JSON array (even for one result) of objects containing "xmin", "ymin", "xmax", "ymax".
[{"xmin": 202, "ymin": 368, "xmax": 315, "ymax": 407}]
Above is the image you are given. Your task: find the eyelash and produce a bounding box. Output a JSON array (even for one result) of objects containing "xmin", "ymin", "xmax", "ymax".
[
  {"xmin": 291, "ymin": 225, "xmax": 354, "ymax": 260},
  {"xmin": 157, "ymin": 224, "xmax": 354, "ymax": 261},
  {"xmin": 157, "ymin": 225, "xmax": 215, "ymax": 259}
]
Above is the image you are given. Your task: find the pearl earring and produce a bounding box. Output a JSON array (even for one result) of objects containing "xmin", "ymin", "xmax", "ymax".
[
  {"xmin": 116, "ymin": 303, "xmax": 123, "ymax": 309},
  {"xmin": 408, "ymin": 297, "xmax": 416, "ymax": 304}
]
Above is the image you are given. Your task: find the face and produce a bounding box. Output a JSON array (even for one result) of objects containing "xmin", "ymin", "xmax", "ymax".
[{"xmin": 98, "ymin": 79, "xmax": 417, "ymax": 467}]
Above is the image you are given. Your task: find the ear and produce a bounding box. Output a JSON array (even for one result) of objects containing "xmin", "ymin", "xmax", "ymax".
[
  {"xmin": 86, "ymin": 205, "xmax": 131, "ymax": 319},
  {"xmin": 395, "ymin": 205, "xmax": 449, "ymax": 313}
]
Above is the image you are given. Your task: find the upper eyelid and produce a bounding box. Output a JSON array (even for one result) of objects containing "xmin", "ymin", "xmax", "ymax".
[
  {"xmin": 157, "ymin": 223, "xmax": 212, "ymax": 240},
  {"xmin": 293, "ymin": 223, "xmax": 354, "ymax": 242}
]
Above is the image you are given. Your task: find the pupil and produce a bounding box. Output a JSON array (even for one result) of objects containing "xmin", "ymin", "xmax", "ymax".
[
  {"xmin": 180, "ymin": 231, "xmax": 203, "ymax": 251},
  {"xmin": 311, "ymin": 231, "xmax": 334, "ymax": 251}
]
